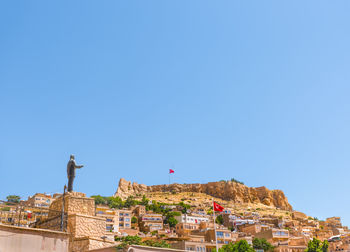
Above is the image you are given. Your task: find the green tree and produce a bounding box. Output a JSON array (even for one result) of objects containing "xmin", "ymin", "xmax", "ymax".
[
  {"xmin": 219, "ymin": 240, "xmax": 255, "ymax": 252},
  {"xmin": 6, "ymin": 195, "xmax": 20, "ymax": 203},
  {"xmin": 164, "ymin": 211, "xmax": 180, "ymax": 228},
  {"xmin": 91, "ymin": 195, "xmax": 108, "ymax": 205},
  {"xmin": 124, "ymin": 196, "xmax": 138, "ymax": 208},
  {"xmin": 305, "ymin": 238, "xmax": 329, "ymax": 252},
  {"xmin": 131, "ymin": 216, "xmax": 138, "ymax": 224},
  {"xmin": 116, "ymin": 235, "xmax": 170, "ymax": 249},
  {"xmin": 107, "ymin": 196, "xmax": 124, "ymax": 209},
  {"xmin": 141, "ymin": 195, "xmax": 149, "ymax": 206},
  {"xmin": 115, "ymin": 235, "xmax": 142, "ymax": 249},
  {"xmin": 230, "ymin": 178, "xmax": 244, "ymax": 185},
  {"xmin": 178, "ymin": 201, "xmax": 191, "ymax": 214},
  {"xmin": 143, "ymin": 239, "xmax": 170, "ymax": 248},
  {"xmin": 252, "ymin": 238, "xmax": 274, "ymax": 252},
  {"xmin": 167, "ymin": 216, "xmax": 178, "ymax": 227},
  {"xmin": 215, "ymin": 215, "xmax": 224, "ymax": 225},
  {"xmin": 151, "ymin": 230, "xmax": 158, "ymax": 236}
]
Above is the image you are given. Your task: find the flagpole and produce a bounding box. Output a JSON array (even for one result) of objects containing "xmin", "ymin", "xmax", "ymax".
[{"xmin": 213, "ymin": 200, "xmax": 218, "ymax": 252}]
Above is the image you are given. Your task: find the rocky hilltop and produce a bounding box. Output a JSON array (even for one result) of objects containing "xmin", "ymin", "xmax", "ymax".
[{"xmin": 114, "ymin": 178, "xmax": 293, "ymax": 211}]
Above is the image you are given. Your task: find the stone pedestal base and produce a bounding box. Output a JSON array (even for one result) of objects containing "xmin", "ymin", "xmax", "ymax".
[
  {"xmin": 36, "ymin": 191, "xmax": 114, "ymax": 251},
  {"xmin": 49, "ymin": 192, "xmax": 95, "ymax": 219}
]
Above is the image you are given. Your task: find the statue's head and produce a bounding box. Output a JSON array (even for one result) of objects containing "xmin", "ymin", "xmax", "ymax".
[{"xmin": 70, "ymin": 154, "xmax": 75, "ymax": 160}]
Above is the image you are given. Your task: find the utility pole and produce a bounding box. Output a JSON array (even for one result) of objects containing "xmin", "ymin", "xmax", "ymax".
[
  {"xmin": 212, "ymin": 200, "xmax": 218, "ymax": 252},
  {"xmin": 17, "ymin": 206, "xmax": 22, "ymax": 227},
  {"xmin": 61, "ymin": 185, "xmax": 67, "ymax": 232}
]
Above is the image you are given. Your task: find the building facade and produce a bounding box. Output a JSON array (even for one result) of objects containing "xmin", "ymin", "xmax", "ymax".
[{"xmin": 139, "ymin": 213, "xmax": 163, "ymax": 233}]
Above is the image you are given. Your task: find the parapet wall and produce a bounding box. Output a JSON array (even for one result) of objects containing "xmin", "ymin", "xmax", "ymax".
[{"xmin": 0, "ymin": 224, "xmax": 69, "ymax": 252}]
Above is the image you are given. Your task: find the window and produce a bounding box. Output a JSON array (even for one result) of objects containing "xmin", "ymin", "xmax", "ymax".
[
  {"xmin": 106, "ymin": 218, "xmax": 113, "ymax": 222},
  {"xmin": 125, "ymin": 218, "xmax": 130, "ymax": 222},
  {"xmin": 225, "ymin": 233, "xmax": 230, "ymax": 237},
  {"xmin": 216, "ymin": 231, "xmax": 224, "ymax": 237}
]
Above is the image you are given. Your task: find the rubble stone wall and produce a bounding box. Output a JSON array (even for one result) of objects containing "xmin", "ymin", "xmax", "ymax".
[
  {"xmin": 68, "ymin": 214, "xmax": 105, "ymax": 239},
  {"xmin": 49, "ymin": 192, "xmax": 95, "ymax": 218},
  {"xmin": 70, "ymin": 237, "xmax": 115, "ymax": 252}
]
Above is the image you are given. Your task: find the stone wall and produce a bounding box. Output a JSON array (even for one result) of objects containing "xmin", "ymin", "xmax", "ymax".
[
  {"xmin": 70, "ymin": 237, "xmax": 115, "ymax": 252},
  {"xmin": 49, "ymin": 192, "xmax": 95, "ymax": 218},
  {"xmin": 68, "ymin": 214, "xmax": 106, "ymax": 239},
  {"xmin": 34, "ymin": 215, "xmax": 67, "ymax": 231}
]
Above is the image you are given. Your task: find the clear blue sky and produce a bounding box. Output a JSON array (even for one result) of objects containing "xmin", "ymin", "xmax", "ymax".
[{"xmin": 1, "ymin": 1, "xmax": 350, "ymax": 225}]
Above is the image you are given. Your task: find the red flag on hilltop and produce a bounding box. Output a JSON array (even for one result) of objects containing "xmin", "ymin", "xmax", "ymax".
[
  {"xmin": 213, "ymin": 201, "xmax": 224, "ymax": 212},
  {"xmin": 169, "ymin": 169, "xmax": 175, "ymax": 174}
]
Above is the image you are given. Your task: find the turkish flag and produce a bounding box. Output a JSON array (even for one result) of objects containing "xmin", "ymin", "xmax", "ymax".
[
  {"xmin": 27, "ymin": 213, "xmax": 32, "ymax": 219},
  {"xmin": 169, "ymin": 169, "xmax": 175, "ymax": 174},
  {"xmin": 213, "ymin": 202, "xmax": 224, "ymax": 212}
]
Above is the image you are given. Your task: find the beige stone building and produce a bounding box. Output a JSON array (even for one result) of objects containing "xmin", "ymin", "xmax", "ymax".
[
  {"xmin": 326, "ymin": 217, "xmax": 342, "ymax": 228},
  {"xmin": 117, "ymin": 209, "xmax": 132, "ymax": 230},
  {"xmin": 26, "ymin": 193, "xmax": 57, "ymax": 208},
  {"xmin": 133, "ymin": 205, "xmax": 146, "ymax": 217},
  {"xmin": 239, "ymin": 223, "xmax": 271, "ymax": 235},
  {"xmin": 175, "ymin": 222, "xmax": 200, "ymax": 237},
  {"xmin": 96, "ymin": 205, "xmax": 119, "ymax": 233},
  {"xmin": 139, "ymin": 213, "xmax": 163, "ymax": 233},
  {"xmin": 0, "ymin": 204, "xmax": 43, "ymax": 227},
  {"xmin": 205, "ymin": 229, "xmax": 237, "ymax": 245},
  {"xmin": 171, "ymin": 239, "xmax": 212, "ymax": 252},
  {"xmin": 95, "ymin": 206, "xmax": 134, "ymax": 234},
  {"xmin": 254, "ymin": 228, "xmax": 289, "ymax": 246}
]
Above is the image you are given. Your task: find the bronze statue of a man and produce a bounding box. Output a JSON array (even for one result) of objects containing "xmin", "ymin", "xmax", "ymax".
[{"xmin": 67, "ymin": 155, "xmax": 84, "ymax": 192}]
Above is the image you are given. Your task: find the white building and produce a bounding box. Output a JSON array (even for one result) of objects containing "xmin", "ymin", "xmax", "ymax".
[{"xmin": 175, "ymin": 214, "xmax": 209, "ymax": 224}]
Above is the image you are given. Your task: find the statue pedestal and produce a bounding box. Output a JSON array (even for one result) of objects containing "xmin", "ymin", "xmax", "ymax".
[
  {"xmin": 38, "ymin": 191, "xmax": 111, "ymax": 251},
  {"xmin": 49, "ymin": 192, "xmax": 95, "ymax": 218}
]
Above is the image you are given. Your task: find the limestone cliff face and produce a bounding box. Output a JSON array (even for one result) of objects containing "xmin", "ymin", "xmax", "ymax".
[{"xmin": 114, "ymin": 178, "xmax": 293, "ymax": 211}]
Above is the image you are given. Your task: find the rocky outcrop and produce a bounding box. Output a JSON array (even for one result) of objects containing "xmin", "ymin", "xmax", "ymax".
[{"xmin": 114, "ymin": 178, "xmax": 293, "ymax": 211}]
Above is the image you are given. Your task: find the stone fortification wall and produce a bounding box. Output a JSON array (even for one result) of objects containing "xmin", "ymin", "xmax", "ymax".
[{"xmin": 115, "ymin": 178, "xmax": 293, "ymax": 211}]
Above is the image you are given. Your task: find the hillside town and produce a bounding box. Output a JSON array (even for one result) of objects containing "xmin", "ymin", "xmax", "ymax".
[{"xmin": 1, "ymin": 178, "xmax": 349, "ymax": 252}]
